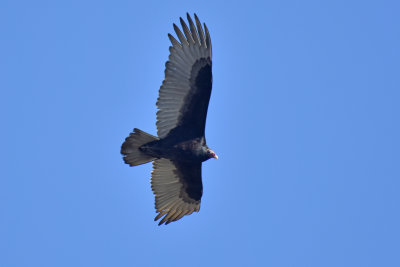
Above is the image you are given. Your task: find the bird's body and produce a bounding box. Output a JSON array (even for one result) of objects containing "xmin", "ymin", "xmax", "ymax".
[
  {"xmin": 121, "ymin": 14, "xmax": 217, "ymax": 225},
  {"xmin": 140, "ymin": 137, "xmax": 209, "ymax": 162}
]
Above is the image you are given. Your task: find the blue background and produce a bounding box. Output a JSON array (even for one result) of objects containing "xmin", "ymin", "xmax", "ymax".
[{"xmin": 1, "ymin": 1, "xmax": 399, "ymax": 266}]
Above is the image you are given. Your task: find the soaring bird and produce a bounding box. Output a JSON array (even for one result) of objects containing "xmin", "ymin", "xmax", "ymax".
[{"xmin": 121, "ymin": 14, "xmax": 217, "ymax": 225}]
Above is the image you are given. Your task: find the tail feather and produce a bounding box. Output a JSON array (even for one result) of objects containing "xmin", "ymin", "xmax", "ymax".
[{"xmin": 121, "ymin": 128, "xmax": 159, "ymax": 166}]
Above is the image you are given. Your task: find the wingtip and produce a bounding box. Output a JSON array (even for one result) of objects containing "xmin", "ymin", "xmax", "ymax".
[{"xmin": 155, "ymin": 217, "xmax": 164, "ymax": 226}]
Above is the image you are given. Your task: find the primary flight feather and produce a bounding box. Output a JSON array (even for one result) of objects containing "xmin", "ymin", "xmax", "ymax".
[{"xmin": 121, "ymin": 13, "xmax": 217, "ymax": 226}]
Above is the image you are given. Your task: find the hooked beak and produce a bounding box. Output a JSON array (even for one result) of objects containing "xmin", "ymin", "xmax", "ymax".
[{"xmin": 210, "ymin": 150, "xmax": 218, "ymax": 160}]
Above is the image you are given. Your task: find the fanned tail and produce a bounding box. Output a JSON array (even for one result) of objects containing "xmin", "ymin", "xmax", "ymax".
[{"xmin": 121, "ymin": 128, "xmax": 159, "ymax": 166}]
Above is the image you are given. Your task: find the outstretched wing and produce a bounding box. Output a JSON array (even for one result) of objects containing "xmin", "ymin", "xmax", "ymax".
[
  {"xmin": 156, "ymin": 13, "xmax": 212, "ymax": 141},
  {"xmin": 151, "ymin": 158, "xmax": 202, "ymax": 225}
]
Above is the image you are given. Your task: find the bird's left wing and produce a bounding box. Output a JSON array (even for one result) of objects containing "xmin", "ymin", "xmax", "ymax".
[
  {"xmin": 156, "ymin": 13, "xmax": 212, "ymax": 140},
  {"xmin": 151, "ymin": 158, "xmax": 202, "ymax": 225}
]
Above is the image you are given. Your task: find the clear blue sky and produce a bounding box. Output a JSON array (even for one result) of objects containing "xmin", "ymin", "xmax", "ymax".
[{"xmin": 1, "ymin": 1, "xmax": 399, "ymax": 266}]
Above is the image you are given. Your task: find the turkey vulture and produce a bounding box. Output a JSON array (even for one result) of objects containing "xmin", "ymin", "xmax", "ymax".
[{"xmin": 121, "ymin": 14, "xmax": 217, "ymax": 225}]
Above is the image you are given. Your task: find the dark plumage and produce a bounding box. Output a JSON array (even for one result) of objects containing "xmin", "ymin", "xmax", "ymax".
[{"xmin": 121, "ymin": 14, "xmax": 217, "ymax": 225}]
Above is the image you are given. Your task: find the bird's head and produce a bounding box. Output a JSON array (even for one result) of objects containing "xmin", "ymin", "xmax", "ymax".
[{"xmin": 206, "ymin": 148, "xmax": 218, "ymax": 160}]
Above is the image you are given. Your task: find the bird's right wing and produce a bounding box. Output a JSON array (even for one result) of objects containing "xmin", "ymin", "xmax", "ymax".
[
  {"xmin": 151, "ymin": 158, "xmax": 203, "ymax": 225},
  {"xmin": 156, "ymin": 13, "xmax": 212, "ymax": 140}
]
